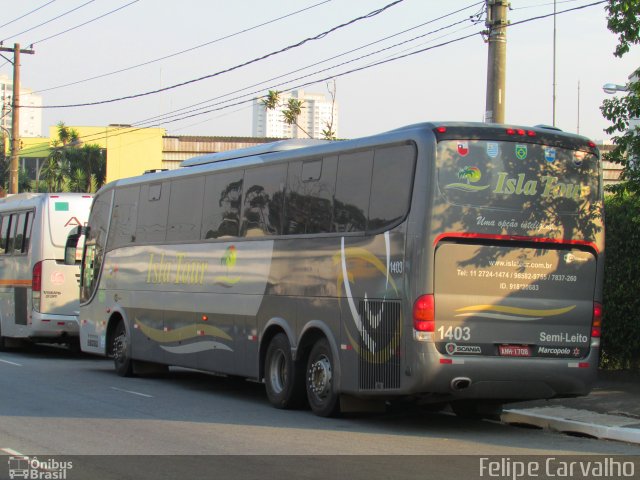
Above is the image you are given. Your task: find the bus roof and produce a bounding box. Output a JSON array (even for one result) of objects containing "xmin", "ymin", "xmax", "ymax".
[
  {"xmin": 0, "ymin": 192, "xmax": 93, "ymax": 210},
  {"xmin": 180, "ymin": 139, "xmax": 329, "ymax": 167},
  {"xmin": 97, "ymin": 121, "xmax": 598, "ymax": 194}
]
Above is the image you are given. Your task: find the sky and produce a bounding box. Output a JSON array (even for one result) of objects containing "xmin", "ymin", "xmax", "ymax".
[{"xmin": 0, "ymin": 0, "xmax": 638, "ymax": 143}]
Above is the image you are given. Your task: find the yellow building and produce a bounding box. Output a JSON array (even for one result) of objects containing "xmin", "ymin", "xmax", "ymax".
[
  {"xmin": 19, "ymin": 125, "xmax": 165, "ymax": 184},
  {"xmin": 17, "ymin": 125, "xmax": 278, "ymax": 189}
]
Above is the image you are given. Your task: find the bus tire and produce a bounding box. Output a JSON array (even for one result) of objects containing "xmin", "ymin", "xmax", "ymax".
[
  {"xmin": 306, "ymin": 338, "xmax": 340, "ymax": 417},
  {"xmin": 264, "ymin": 333, "xmax": 305, "ymax": 409},
  {"xmin": 112, "ymin": 320, "xmax": 134, "ymax": 377},
  {"xmin": 451, "ymin": 400, "xmax": 503, "ymax": 420}
]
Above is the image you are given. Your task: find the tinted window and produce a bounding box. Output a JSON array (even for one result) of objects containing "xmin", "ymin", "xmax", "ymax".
[
  {"xmin": 12, "ymin": 213, "xmax": 27, "ymax": 254},
  {"xmin": 6, "ymin": 214, "xmax": 16, "ymax": 253},
  {"xmin": 0, "ymin": 215, "xmax": 10, "ymax": 254},
  {"xmin": 108, "ymin": 186, "xmax": 140, "ymax": 250},
  {"xmin": 242, "ymin": 164, "xmax": 287, "ymax": 237},
  {"xmin": 23, "ymin": 211, "xmax": 33, "ymax": 253},
  {"xmin": 167, "ymin": 176, "xmax": 205, "ymax": 241},
  {"xmin": 81, "ymin": 190, "xmax": 113, "ymax": 303},
  {"xmin": 285, "ymin": 156, "xmax": 337, "ymax": 234},
  {"xmin": 368, "ymin": 144, "xmax": 416, "ymax": 231},
  {"xmin": 137, "ymin": 182, "xmax": 170, "ymax": 243},
  {"xmin": 202, "ymin": 171, "xmax": 243, "ymax": 239},
  {"xmin": 437, "ymin": 140, "xmax": 599, "ymax": 214},
  {"xmin": 333, "ymin": 151, "xmax": 373, "ymax": 233}
]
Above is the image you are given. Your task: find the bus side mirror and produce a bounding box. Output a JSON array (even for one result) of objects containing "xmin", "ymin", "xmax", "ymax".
[{"xmin": 64, "ymin": 226, "xmax": 88, "ymax": 265}]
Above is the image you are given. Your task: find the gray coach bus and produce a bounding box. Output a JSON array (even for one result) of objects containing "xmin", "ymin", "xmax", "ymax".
[{"xmin": 68, "ymin": 122, "xmax": 603, "ymax": 417}]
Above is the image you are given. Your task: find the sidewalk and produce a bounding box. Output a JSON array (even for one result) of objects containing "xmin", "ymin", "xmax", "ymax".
[{"xmin": 502, "ymin": 370, "xmax": 640, "ymax": 444}]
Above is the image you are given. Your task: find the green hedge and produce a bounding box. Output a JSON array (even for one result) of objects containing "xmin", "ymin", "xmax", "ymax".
[{"xmin": 601, "ymin": 191, "xmax": 640, "ymax": 370}]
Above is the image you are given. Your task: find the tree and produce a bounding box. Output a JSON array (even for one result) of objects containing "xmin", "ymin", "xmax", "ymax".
[
  {"xmin": 600, "ymin": 0, "xmax": 640, "ymax": 194},
  {"xmin": 260, "ymin": 82, "xmax": 338, "ymax": 140},
  {"xmin": 42, "ymin": 122, "xmax": 106, "ymax": 193}
]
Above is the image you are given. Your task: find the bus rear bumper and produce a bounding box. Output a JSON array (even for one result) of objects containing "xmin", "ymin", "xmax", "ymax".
[
  {"xmin": 29, "ymin": 312, "xmax": 79, "ymax": 340},
  {"xmin": 405, "ymin": 347, "xmax": 598, "ymax": 403}
]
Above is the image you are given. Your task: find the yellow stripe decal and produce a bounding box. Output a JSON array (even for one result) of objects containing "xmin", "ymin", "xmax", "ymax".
[
  {"xmin": 134, "ymin": 318, "xmax": 232, "ymax": 343},
  {"xmin": 455, "ymin": 304, "xmax": 576, "ymax": 317}
]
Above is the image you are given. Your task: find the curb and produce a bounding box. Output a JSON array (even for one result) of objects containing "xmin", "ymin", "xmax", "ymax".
[{"xmin": 502, "ymin": 406, "xmax": 640, "ymax": 445}]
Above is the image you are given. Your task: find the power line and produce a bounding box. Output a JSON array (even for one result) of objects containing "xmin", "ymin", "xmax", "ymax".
[
  {"xmin": 30, "ymin": 0, "xmax": 141, "ymax": 45},
  {"xmin": 32, "ymin": 0, "xmax": 332, "ymax": 94},
  {"xmin": 1, "ymin": 0, "xmax": 97, "ymax": 44},
  {"xmin": 34, "ymin": 0, "xmax": 407, "ymax": 109},
  {"xmin": 63, "ymin": 0, "xmax": 607, "ymax": 146},
  {"xmin": 74, "ymin": 30, "xmax": 484, "ymax": 145},
  {"xmin": 133, "ymin": 16, "xmax": 483, "ymax": 129},
  {"xmin": 508, "ymin": 0, "xmax": 605, "ymax": 27},
  {"xmin": 0, "ymin": 0, "xmax": 57, "ymax": 31},
  {"xmin": 126, "ymin": 1, "xmax": 485, "ymax": 128},
  {"xmin": 510, "ymin": 0, "xmax": 584, "ymax": 10},
  {"xmin": 72, "ymin": 2, "xmax": 484, "ymax": 142}
]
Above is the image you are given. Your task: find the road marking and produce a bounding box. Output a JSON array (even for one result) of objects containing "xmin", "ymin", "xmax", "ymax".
[
  {"xmin": 110, "ymin": 386, "xmax": 153, "ymax": 398},
  {"xmin": 0, "ymin": 358, "xmax": 22, "ymax": 367},
  {"xmin": 1, "ymin": 448, "xmax": 24, "ymax": 456}
]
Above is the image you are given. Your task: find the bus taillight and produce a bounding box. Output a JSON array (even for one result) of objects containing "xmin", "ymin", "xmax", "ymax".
[
  {"xmin": 413, "ymin": 295, "xmax": 435, "ymax": 332},
  {"xmin": 506, "ymin": 128, "xmax": 536, "ymax": 137},
  {"xmin": 591, "ymin": 301, "xmax": 603, "ymax": 338},
  {"xmin": 32, "ymin": 261, "xmax": 42, "ymax": 313}
]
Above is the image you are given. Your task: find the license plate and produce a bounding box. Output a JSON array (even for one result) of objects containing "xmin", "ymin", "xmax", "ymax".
[{"xmin": 498, "ymin": 345, "xmax": 531, "ymax": 357}]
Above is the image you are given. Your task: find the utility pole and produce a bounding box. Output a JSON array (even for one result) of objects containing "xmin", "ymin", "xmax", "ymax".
[
  {"xmin": 552, "ymin": 0, "xmax": 557, "ymax": 126},
  {"xmin": 0, "ymin": 43, "xmax": 35, "ymax": 194},
  {"xmin": 484, "ymin": 0, "xmax": 509, "ymax": 124}
]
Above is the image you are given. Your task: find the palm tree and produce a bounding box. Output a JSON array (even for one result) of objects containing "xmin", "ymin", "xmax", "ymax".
[{"xmin": 43, "ymin": 122, "xmax": 107, "ymax": 193}]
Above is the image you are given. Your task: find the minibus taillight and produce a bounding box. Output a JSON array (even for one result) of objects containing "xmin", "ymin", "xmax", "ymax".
[
  {"xmin": 413, "ymin": 295, "xmax": 435, "ymax": 332},
  {"xmin": 591, "ymin": 301, "xmax": 603, "ymax": 338},
  {"xmin": 32, "ymin": 261, "xmax": 42, "ymax": 312}
]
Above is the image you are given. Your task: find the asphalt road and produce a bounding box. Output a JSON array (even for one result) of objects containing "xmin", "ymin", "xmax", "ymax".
[{"xmin": 1, "ymin": 345, "xmax": 639, "ymax": 479}]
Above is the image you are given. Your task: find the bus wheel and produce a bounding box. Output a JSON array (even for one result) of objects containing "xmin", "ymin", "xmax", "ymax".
[
  {"xmin": 264, "ymin": 333, "xmax": 305, "ymax": 409},
  {"xmin": 0, "ymin": 326, "xmax": 6, "ymax": 352},
  {"xmin": 306, "ymin": 338, "xmax": 339, "ymax": 417},
  {"xmin": 112, "ymin": 320, "xmax": 134, "ymax": 377}
]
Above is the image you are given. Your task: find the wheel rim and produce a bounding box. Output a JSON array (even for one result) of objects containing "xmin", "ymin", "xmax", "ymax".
[
  {"xmin": 269, "ymin": 349, "xmax": 288, "ymax": 394},
  {"xmin": 113, "ymin": 331, "xmax": 127, "ymax": 365},
  {"xmin": 308, "ymin": 354, "xmax": 332, "ymax": 401}
]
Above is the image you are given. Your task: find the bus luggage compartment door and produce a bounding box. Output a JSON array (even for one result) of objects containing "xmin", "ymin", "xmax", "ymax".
[{"xmin": 433, "ymin": 243, "xmax": 596, "ymax": 360}]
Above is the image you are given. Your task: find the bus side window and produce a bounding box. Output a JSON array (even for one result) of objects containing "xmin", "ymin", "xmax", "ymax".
[
  {"xmin": 368, "ymin": 144, "xmax": 416, "ymax": 232},
  {"xmin": 284, "ymin": 156, "xmax": 337, "ymax": 235},
  {"xmin": 242, "ymin": 164, "xmax": 287, "ymax": 237},
  {"xmin": 167, "ymin": 176, "xmax": 205, "ymax": 241},
  {"xmin": 333, "ymin": 150, "xmax": 373, "ymax": 233},
  {"xmin": 0, "ymin": 215, "xmax": 8, "ymax": 254},
  {"xmin": 137, "ymin": 182, "xmax": 170, "ymax": 243},
  {"xmin": 202, "ymin": 171, "xmax": 244, "ymax": 239},
  {"xmin": 108, "ymin": 185, "xmax": 140, "ymax": 250},
  {"xmin": 12, "ymin": 212, "xmax": 27, "ymax": 255},
  {"xmin": 22, "ymin": 211, "xmax": 33, "ymax": 254},
  {"xmin": 5, "ymin": 213, "xmax": 16, "ymax": 254}
]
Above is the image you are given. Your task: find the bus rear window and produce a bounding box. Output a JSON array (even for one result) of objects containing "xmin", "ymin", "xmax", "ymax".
[{"xmin": 436, "ymin": 140, "xmax": 599, "ymax": 214}]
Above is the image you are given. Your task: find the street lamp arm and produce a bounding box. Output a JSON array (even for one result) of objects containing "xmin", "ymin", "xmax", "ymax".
[{"xmin": 603, "ymin": 83, "xmax": 628, "ymax": 94}]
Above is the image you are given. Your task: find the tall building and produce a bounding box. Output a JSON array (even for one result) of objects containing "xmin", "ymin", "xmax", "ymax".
[
  {"xmin": 1, "ymin": 74, "xmax": 43, "ymax": 138},
  {"xmin": 252, "ymin": 89, "xmax": 338, "ymax": 139}
]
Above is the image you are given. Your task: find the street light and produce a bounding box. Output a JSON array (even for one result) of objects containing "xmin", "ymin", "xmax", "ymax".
[{"xmin": 603, "ymin": 83, "xmax": 628, "ymax": 94}]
